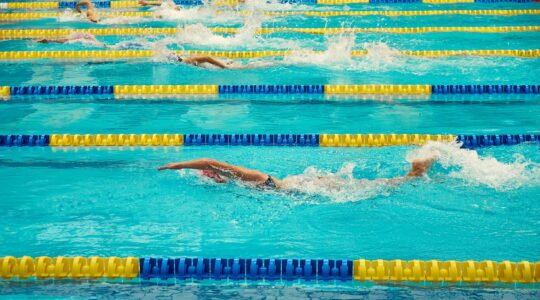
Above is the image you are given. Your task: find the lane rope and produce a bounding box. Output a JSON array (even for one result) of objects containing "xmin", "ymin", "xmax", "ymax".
[
  {"xmin": 0, "ymin": 256, "xmax": 538, "ymax": 283},
  {"xmin": 2, "ymin": 26, "xmax": 540, "ymax": 39}
]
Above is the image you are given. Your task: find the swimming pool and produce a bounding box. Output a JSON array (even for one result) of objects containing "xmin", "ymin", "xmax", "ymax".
[{"xmin": 1, "ymin": 0, "xmax": 539, "ymax": 298}]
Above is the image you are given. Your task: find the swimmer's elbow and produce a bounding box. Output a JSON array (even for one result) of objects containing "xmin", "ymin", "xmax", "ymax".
[{"xmin": 200, "ymin": 158, "xmax": 217, "ymax": 169}]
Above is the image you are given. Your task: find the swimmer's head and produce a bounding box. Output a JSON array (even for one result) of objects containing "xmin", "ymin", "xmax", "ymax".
[{"xmin": 165, "ymin": 52, "xmax": 182, "ymax": 63}]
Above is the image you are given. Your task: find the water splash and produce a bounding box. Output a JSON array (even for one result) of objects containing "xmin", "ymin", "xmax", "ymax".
[
  {"xmin": 153, "ymin": 2, "xmax": 242, "ymax": 23},
  {"xmin": 107, "ymin": 38, "xmax": 151, "ymax": 50},
  {"xmin": 174, "ymin": 15, "xmax": 298, "ymax": 49},
  {"xmin": 241, "ymin": 0, "xmax": 307, "ymax": 11},
  {"xmin": 57, "ymin": 9, "xmax": 83, "ymax": 22},
  {"xmin": 283, "ymin": 33, "xmax": 402, "ymax": 70},
  {"xmin": 408, "ymin": 142, "xmax": 540, "ymax": 191},
  {"xmin": 283, "ymin": 142, "xmax": 539, "ymax": 202},
  {"xmin": 282, "ymin": 163, "xmax": 392, "ymax": 203}
]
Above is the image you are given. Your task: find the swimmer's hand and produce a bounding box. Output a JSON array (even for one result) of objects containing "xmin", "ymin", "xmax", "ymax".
[{"xmin": 158, "ymin": 163, "xmax": 182, "ymax": 171}]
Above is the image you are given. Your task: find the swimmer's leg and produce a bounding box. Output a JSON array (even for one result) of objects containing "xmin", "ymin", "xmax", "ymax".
[
  {"xmin": 384, "ymin": 158, "xmax": 436, "ymax": 185},
  {"xmin": 406, "ymin": 158, "xmax": 435, "ymax": 178}
]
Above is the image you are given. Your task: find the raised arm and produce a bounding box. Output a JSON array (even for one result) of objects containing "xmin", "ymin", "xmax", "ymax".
[
  {"xmin": 184, "ymin": 56, "xmax": 228, "ymax": 69},
  {"xmin": 158, "ymin": 158, "xmax": 270, "ymax": 183},
  {"xmin": 138, "ymin": 0, "xmax": 163, "ymax": 6},
  {"xmin": 75, "ymin": 0, "xmax": 94, "ymax": 13}
]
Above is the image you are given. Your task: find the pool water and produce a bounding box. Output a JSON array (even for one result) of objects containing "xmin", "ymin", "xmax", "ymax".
[{"xmin": 0, "ymin": 0, "xmax": 539, "ymax": 298}]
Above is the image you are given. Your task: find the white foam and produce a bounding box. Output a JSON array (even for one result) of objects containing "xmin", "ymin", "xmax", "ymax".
[
  {"xmin": 174, "ymin": 15, "xmax": 298, "ymax": 49},
  {"xmin": 57, "ymin": 9, "xmax": 83, "ymax": 22},
  {"xmin": 107, "ymin": 38, "xmax": 151, "ymax": 50},
  {"xmin": 282, "ymin": 163, "xmax": 391, "ymax": 203},
  {"xmin": 408, "ymin": 142, "xmax": 539, "ymax": 191},
  {"xmin": 154, "ymin": 3, "xmax": 241, "ymax": 23},
  {"xmin": 241, "ymin": 0, "xmax": 308, "ymax": 11},
  {"xmin": 283, "ymin": 142, "xmax": 539, "ymax": 201},
  {"xmin": 283, "ymin": 34, "xmax": 403, "ymax": 71}
]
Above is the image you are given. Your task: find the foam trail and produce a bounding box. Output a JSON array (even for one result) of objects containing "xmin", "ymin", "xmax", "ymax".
[
  {"xmin": 153, "ymin": 2, "xmax": 242, "ymax": 23},
  {"xmin": 284, "ymin": 34, "xmax": 403, "ymax": 70},
  {"xmin": 283, "ymin": 142, "xmax": 539, "ymax": 201},
  {"xmin": 408, "ymin": 142, "xmax": 540, "ymax": 191},
  {"xmin": 242, "ymin": 0, "xmax": 308, "ymax": 11},
  {"xmin": 174, "ymin": 16, "xmax": 298, "ymax": 49},
  {"xmin": 57, "ymin": 9, "xmax": 83, "ymax": 22},
  {"xmin": 107, "ymin": 38, "xmax": 151, "ymax": 50},
  {"xmin": 282, "ymin": 163, "xmax": 391, "ymax": 203}
]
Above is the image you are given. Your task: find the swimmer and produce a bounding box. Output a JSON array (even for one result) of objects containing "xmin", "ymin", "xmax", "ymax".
[
  {"xmin": 138, "ymin": 0, "xmax": 181, "ymax": 10},
  {"xmin": 158, "ymin": 157, "xmax": 435, "ymax": 190},
  {"xmin": 75, "ymin": 0, "xmax": 98, "ymax": 23},
  {"xmin": 36, "ymin": 31, "xmax": 106, "ymax": 47},
  {"xmin": 168, "ymin": 52, "xmax": 273, "ymax": 69}
]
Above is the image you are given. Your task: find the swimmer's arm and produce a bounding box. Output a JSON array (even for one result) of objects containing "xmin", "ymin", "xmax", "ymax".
[
  {"xmin": 75, "ymin": 0, "xmax": 93, "ymax": 13},
  {"xmin": 184, "ymin": 56, "xmax": 228, "ymax": 69},
  {"xmin": 158, "ymin": 158, "xmax": 268, "ymax": 182},
  {"xmin": 138, "ymin": 0, "xmax": 163, "ymax": 6},
  {"xmin": 158, "ymin": 159, "xmax": 212, "ymax": 171},
  {"xmin": 158, "ymin": 158, "xmax": 240, "ymax": 176}
]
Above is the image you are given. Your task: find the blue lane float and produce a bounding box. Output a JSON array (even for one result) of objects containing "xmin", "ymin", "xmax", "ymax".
[
  {"xmin": 457, "ymin": 134, "xmax": 539, "ymax": 149},
  {"xmin": 431, "ymin": 85, "xmax": 539, "ymax": 94},
  {"xmin": 139, "ymin": 257, "xmax": 353, "ymax": 281},
  {"xmin": 0, "ymin": 134, "xmax": 50, "ymax": 147},
  {"xmin": 9, "ymin": 85, "xmax": 114, "ymax": 96},
  {"xmin": 59, "ymin": 1, "xmax": 111, "ymax": 8},
  {"xmin": 218, "ymin": 84, "xmax": 325, "ymax": 94},
  {"xmin": 183, "ymin": 134, "xmax": 320, "ymax": 146}
]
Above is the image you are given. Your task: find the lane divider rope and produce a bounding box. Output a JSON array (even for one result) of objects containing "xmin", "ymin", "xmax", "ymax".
[
  {"xmin": 0, "ymin": 256, "xmax": 538, "ymax": 283},
  {"xmin": 2, "ymin": 26, "xmax": 539, "ymax": 39},
  {"xmin": 0, "ymin": 133, "xmax": 538, "ymax": 148},
  {"xmin": 2, "ymin": 9, "xmax": 540, "ymax": 21},
  {"xmin": 1, "ymin": 49, "xmax": 540, "ymax": 60},
  {"xmin": 1, "ymin": 0, "xmax": 537, "ymax": 10},
  {"xmin": 1, "ymin": 85, "xmax": 539, "ymax": 98}
]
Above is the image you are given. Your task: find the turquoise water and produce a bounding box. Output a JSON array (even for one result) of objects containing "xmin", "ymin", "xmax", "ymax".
[{"xmin": 1, "ymin": 1, "xmax": 540, "ymax": 298}]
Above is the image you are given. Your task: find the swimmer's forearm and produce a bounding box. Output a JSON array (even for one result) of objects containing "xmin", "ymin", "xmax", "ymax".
[{"xmin": 158, "ymin": 159, "xmax": 213, "ymax": 171}]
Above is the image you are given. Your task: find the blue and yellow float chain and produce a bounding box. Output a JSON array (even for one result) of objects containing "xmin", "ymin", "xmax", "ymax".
[
  {"xmin": 0, "ymin": 133, "xmax": 538, "ymax": 148},
  {"xmin": 0, "ymin": 256, "xmax": 538, "ymax": 283},
  {"xmin": 1, "ymin": 49, "xmax": 540, "ymax": 59},
  {"xmin": 1, "ymin": 84, "xmax": 539, "ymax": 99},
  {"xmin": 2, "ymin": 10, "xmax": 540, "ymax": 21},
  {"xmin": 1, "ymin": 0, "xmax": 538, "ymax": 10},
  {"xmin": 2, "ymin": 26, "xmax": 540, "ymax": 39}
]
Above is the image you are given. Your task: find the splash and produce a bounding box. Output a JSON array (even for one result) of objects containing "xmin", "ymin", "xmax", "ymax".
[
  {"xmin": 174, "ymin": 16, "xmax": 298, "ymax": 49},
  {"xmin": 282, "ymin": 163, "xmax": 392, "ymax": 203},
  {"xmin": 407, "ymin": 142, "xmax": 540, "ymax": 191},
  {"xmin": 241, "ymin": 0, "xmax": 307, "ymax": 11},
  {"xmin": 285, "ymin": 33, "xmax": 356, "ymax": 67},
  {"xmin": 106, "ymin": 38, "xmax": 151, "ymax": 50},
  {"xmin": 57, "ymin": 9, "xmax": 84, "ymax": 22},
  {"xmin": 153, "ymin": 2, "xmax": 241, "ymax": 23},
  {"xmin": 283, "ymin": 34, "xmax": 403, "ymax": 70}
]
